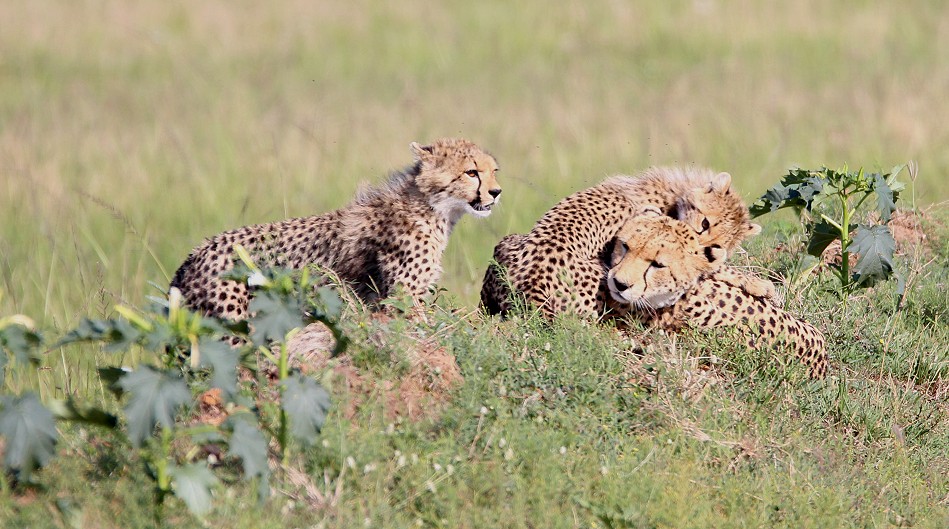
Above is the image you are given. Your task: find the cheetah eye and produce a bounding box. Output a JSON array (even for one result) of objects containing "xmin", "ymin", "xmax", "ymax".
[
  {"xmin": 465, "ymin": 169, "xmax": 480, "ymax": 178},
  {"xmin": 700, "ymin": 217, "xmax": 711, "ymax": 232}
]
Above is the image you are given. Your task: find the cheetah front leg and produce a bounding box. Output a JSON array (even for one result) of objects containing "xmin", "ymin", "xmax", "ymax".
[{"xmin": 707, "ymin": 267, "xmax": 778, "ymax": 303}]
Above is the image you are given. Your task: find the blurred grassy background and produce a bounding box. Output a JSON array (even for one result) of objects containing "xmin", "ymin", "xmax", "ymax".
[{"xmin": 2, "ymin": 0, "xmax": 947, "ymax": 326}]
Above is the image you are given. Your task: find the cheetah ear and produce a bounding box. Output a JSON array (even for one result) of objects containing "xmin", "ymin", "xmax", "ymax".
[
  {"xmin": 708, "ymin": 171, "xmax": 732, "ymax": 193},
  {"xmin": 746, "ymin": 223, "xmax": 762, "ymax": 237},
  {"xmin": 410, "ymin": 141, "xmax": 435, "ymax": 160}
]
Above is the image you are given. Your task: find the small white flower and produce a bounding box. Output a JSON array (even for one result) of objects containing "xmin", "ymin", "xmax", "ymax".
[
  {"xmin": 425, "ymin": 480, "xmax": 437, "ymax": 493},
  {"xmin": 363, "ymin": 517, "xmax": 371, "ymax": 528},
  {"xmin": 411, "ymin": 453, "xmax": 419, "ymax": 465},
  {"xmin": 363, "ymin": 463, "xmax": 376, "ymax": 474},
  {"xmin": 559, "ymin": 446, "xmax": 567, "ymax": 455},
  {"xmin": 600, "ymin": 466, "xmax": 608, "ymax": 476},
  {"xmin": 504, "ymin": 448, "xmax": 514, "ymax": 461},
  {"xmin": 543, "ymin": 342, "xmax": 551, "ymax": 352},
  {"xmin": 397, "ymin": 455, "xmax": 407, "ymax": 468},
  {"xmin": 446, "ymin": 464, "xmax": 455, "ymax": 475},
  {"xmin": 386, "ymin": 423, "xmax": 395, "ymax": 435},
  {"xmin": 321, "ymin": 439, "xmax": 330, "ymax": 448},
  {"xmin": 346, "ymin": 456, "xmax": 356, "ymax": 469},
  {"xmin": 433, "ymin": 463, "xmax": 442, "ymax": 472},
  {"xmin": 394, "ymin": 450, "xmax": 402, "ymax": 458},
  {"xmin": 498, "ymin": 438, "xmax": 507, "ymax": 448},
  {"xmin": 480, "ymin": 406, "xmax": 488, "ymax": 416},
  {"xmin": 247, "ymin": 270, "xmax": 267, "ymax": 287}
]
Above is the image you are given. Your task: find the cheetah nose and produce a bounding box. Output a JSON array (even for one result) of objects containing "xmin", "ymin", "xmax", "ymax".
[
  {"xmin": 612, "ymin": 278, "xmax": 629, "ymax": 292},
  {"xmin": 488, "ymin": 188, "xmax": 502, "ymax": 198}
]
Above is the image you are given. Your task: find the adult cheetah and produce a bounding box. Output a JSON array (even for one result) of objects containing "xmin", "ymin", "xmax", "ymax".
[
  {"xmin": 481, "ymin": 166, "xmax": 762, "ymax": 318},
  {"xmin": 171, "ymin": 138, "xmax": 501, "ymax": 321},
  {"xmin": 605, "ymin": 218, "xmax": 828, "ymax": 379}
]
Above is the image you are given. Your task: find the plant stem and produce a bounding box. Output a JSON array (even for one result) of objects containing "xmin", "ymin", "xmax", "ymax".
[
  {"xmin": 278, "ymin": 342, "xmax": 290, "ymax": 467},
  {"xmin": 839, "ymin": 192, "xmax": 852, "ymax": 293},
  {"xmin": 150, "ymin": 427, "xmax": 174, "ymax": 523}
]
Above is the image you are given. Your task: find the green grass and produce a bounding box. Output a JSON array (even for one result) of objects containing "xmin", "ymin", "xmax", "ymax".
[{"xmin": 2, "ymin": 1, "xmax": 949, "ymax": 527}]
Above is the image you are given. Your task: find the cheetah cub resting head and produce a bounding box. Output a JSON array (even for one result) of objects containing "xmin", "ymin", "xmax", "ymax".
[
  {"xmin": 604, "ymin": 208, "xmax": 725, "ymax": 310},
  {"xmin": 604, "ymin": 215, "xmax": 828, "ymax": 379}
]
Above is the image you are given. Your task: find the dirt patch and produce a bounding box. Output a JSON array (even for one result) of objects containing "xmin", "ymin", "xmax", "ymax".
[
  {"xmin": 817, "ymin": 208, "xmax": 941, "ymax": 266},
  {"xmin": 193, "ymin": 388, "xmax": 228, "ymax": 426},
  {"xmin": 889, "ymin": 208, "xmax": 939, "ymax": 255},
  {"xmin": 287, "ymin": 322, "xmax": 462, "ymax": 422}
]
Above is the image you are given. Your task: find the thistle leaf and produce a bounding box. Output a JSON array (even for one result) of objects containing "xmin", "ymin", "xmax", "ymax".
[
  {"xmin": 750, "ymin": 169, "xmax": 825, "ymax": 218},
  {"xmin": 0, "ymin": 392, "xmax": 58, "ymax": 478},
  {"xmin": 0, "ymin": 324, "xmax": 42, "ymax": 375},
  {"xmin": 56, "ymin": 318, "xmax": 141, "ymax": 353},
  {"xmin": 850, "ymin": 225, "xmax": 897, "ymax": 287},
  {"xmin": 197, "ymin": 337, "xmax": 238, "ymax": 399},
  {"xmin": 872, "ymin": 172, "xmax": 897, "ymax": 222},
  {"xmin": 805, "ymin": 220, "xmax": 841, "ymax": 258},
  {"xmin": 248, "ymin": 290, "xmax": 305, "ymax": 347},
  {"xmin": 281, "ymin": 374, "xmax": 331, "ymax": 444},
  {"xmin": 169, "ymin": 462, "xmax": 219, "ymax": 516},
  {"xmin": 47, "ymin": 398, "xmax": 118, "ymax": 428},
  {"xmin": 118, "ymin": 366, "xmax": 191, "ymax": 447}
]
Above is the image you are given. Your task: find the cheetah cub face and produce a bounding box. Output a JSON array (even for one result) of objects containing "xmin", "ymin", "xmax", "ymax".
[
  {"xmin": 673, "ymin": 171, "xmax": 761, "ymax": 254},
  {"xmin": 606, "ymin": 209, "xmax": 725, "ymax": 310},
  {"xmin": 412, "ymin": 138, "xmax": 501, "ymax": 220}
]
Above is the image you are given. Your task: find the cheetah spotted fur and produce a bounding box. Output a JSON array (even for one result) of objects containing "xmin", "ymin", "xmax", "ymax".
[
  {"xmin": 480, "ymin": 166, "xmax": 763, "ymax": 318},
  {"xmin": 171, "ymin": 138, "xmax": 501, "ymax": 321},
  {"xmin": 605, "ymin": 221, "xmax": 827, "ymax": 378}
]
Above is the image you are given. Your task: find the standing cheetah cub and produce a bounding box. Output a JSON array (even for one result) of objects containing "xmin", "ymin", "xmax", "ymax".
[
  {"xmin": 172, "ymin": 138, "xmax": 501, "ymax": 320},
  {"xmin": 481, "ymin": 166, "xmax": 761, "ymax": 318}
]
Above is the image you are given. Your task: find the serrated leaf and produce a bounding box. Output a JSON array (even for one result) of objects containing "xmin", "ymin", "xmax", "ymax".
[
  {"xmin": 872, "ymin": 172, "xmax": 897, "ymax": 222},
  {"xmin": 0, "ymin": 324, "xmax": 43, "ymax": 373},
  {"xmin": 229, "ymin": 420, "xmax": 269, "ymax": 480},
  {"xmin": 0, "ymin": 392, "xmax": 58, "ymax": 477},
  {"xmin": 47, "ymin": 398, "xmax": 118, "ymax": 428},
  {"xmin": 204, "ymin": 317, "xmax": 251, "ymax": 338},
  {"xmin": 887, "ymin": 165, "xmax": 907, "ymax": 195},
  {"xmin": 749, "ymin": 169, "xmax": 825, "ymax": 218},
  {"xmin": 169, "ymin": 462, "xmax": 219, "ymax": 516},
  {"xmin": 139, "ymin": 322, "xmax": 177, "ymax": 352},
  {"xmin": 313, "ymin": 286, "xmax": 344, "ymax": 321},
  {"xmin": 57, "ymin": 318, "xmax": 141, "ymax": 353},
  {"xmin": 281, "ymin": 374, "xmax": 331, "ymax": 444},
  {"xmin": 98, "ymin": 367, "xmax": 131, "ymax": 397},
  {"xmin": 118, "ymin": 366, "xmax": 191, "ymax": 447},
  {"xmin": 805, "ymin": 220, "xmax": 842, "ymax": 257},
  {"xmin": 850, "ymin": 225, "xmax": 897, "ymax": 287},
  {"xmin": 248, "ymin": 290, "xmax": 305, "ymax": 346},
  {"xmin": 197, "ymin": 337, "xmax": 238, "ymax": 399}
]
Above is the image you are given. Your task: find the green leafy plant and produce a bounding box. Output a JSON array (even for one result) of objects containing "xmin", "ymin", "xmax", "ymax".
[
  {"xmin": 0, "ymin": 264, "xmax": 345, "ymax": 519},
  {"xmin": 750, "ymin": 165, "xmax": 907, "ymax": 295}
]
